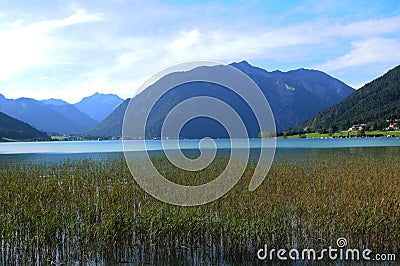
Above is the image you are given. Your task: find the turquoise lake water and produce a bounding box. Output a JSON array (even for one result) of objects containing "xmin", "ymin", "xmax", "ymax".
[{"xmin": 0, "ymin": 138, "xmax": 399, "ymax": 163}]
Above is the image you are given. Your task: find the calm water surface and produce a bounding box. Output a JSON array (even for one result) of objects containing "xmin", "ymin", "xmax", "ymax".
[{"xmin": 0, "ymin": 138, "xmax": 399, "ymax": 163}]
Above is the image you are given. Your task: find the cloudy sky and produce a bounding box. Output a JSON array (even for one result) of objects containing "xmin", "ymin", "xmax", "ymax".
[{"xmin": 1, "ymin": 0, "xmax": 399, "ymax": 103}]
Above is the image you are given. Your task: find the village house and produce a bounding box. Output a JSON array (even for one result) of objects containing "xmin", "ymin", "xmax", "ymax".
[
  {"xmin": 348, "ymin": 124, "xmax": 366, "ymax": 131},
  {"xmin": 385, "ymin": 121, "xmax": 399, "ymax": 130}
]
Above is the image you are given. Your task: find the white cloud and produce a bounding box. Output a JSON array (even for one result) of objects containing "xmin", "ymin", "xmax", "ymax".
[
  {"xmin": 341, "ymin": 16, "xmax": 400, "ymax": 37},
  {"xmin": 21, "ymin": 8, "xmax": 103, "ymax": 33},
  {"xmin": 316, "ymin": 38, "xmax": 400, "ymax": 71},
  {"xmin": 39, "ymin": 75, "xmax": 57, "ymax": 81},
  {"xmin": 168, "ymin": 29, "xmax": 201, "ymax": 54},
  {"xmin": 0, "ymin": 9, "xmax": 102, "ymax": 81}
]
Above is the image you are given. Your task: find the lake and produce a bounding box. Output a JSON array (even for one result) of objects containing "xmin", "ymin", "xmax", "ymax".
[{"xmin": 1, "ymin": 137, "xmax": 400, "ymax": 163}]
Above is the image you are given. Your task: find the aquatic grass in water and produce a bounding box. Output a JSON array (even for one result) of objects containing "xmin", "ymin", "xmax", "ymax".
[{"xmin": 0, "ymin": 151, "xmax": 399, "ymax": 264}]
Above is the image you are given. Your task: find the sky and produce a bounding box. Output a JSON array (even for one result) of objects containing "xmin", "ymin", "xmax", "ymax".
[{"xmin": 0, "ymin": 0, "xmax": 399, "ymax": 103}]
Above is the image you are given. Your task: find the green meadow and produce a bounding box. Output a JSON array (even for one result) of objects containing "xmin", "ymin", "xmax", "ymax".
[
  {"xmin": 1, "ymin": 151, "xmax": 399, "ymax": 264},
  {"xmin": 280, "ymin": 130, "xmax": 400, "ymax": 139}
]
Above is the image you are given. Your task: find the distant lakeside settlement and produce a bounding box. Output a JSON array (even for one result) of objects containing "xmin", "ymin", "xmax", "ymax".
[{"xmin": 47, "ymin": 118, "xmax": 400, "ymax": 141}]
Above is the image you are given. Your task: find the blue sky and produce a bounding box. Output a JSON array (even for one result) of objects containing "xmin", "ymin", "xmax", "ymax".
[{"xmin": 0, "ymin": 0, "xmax": 399, "ymax": 103}]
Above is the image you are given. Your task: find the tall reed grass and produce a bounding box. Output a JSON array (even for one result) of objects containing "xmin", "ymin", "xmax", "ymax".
[{"xmin": 0, "ymin": 150, "xmax": 399, "ymax": 264}]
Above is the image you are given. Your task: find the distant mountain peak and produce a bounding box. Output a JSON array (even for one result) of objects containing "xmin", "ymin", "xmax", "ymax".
[
  {"xmin": 75, "ymin": 92, "xmax": 124, "ymax": 122},
  {"xmin": 230, "ymin": 60, "xmax": 259, "ymax": 70},
  {"xmin": 40, "ymin": 98, "xmax": 69, "ymax": 106},
  {"xmin": 230, "ymin": 61, "xmax": 275, "ymax": 78},
  {"xmin": 232, "ymin": 60, "xmax": 251, "ymax": 66},
  {"xmin": 90, "ymin": 92, "xmax": 120, "ymax": 97},
  {"xmin": 0, "ymin": 94, "xmax": 7, "ymax": 105},
  {"xmin": 289, "ymin": 68, "xmax": 328, "ymax": 75}
]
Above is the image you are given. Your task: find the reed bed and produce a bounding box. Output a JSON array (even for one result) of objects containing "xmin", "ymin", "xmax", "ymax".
[{"xmin": 0, "ymin": 150, "xmax": 399, "ymax": 264}]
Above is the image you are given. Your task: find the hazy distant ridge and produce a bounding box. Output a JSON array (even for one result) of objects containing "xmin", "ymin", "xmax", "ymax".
[
  {"xmin": 0, "ymin": 111, "xmax": 50, "ymax": 141},
  {"xmin": 0, "ymin": 93, "xmax": 123, "ymax": 134}
]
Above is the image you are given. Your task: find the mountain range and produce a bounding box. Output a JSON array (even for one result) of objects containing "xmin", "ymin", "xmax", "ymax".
[
  {"xmin": 88, "ymin": 61, "xmax": 354, "ymax": 138},
  {"xmin": 297, "ymin": 64, "xmax": 400, "ymax": 131},
  {"xmin": 0, "ymin": 93, "xmax": 123, "ymax": 134},
  {"xmin": 0, "ymin": 111, "xmax": 50, "ymax": 141}
]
